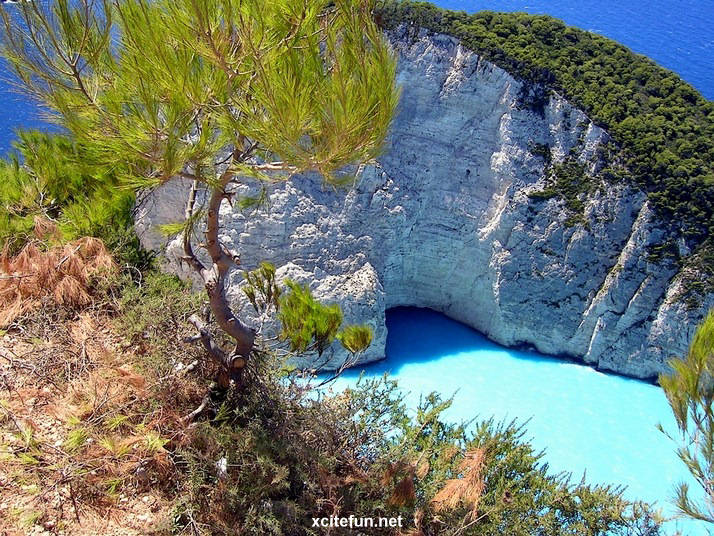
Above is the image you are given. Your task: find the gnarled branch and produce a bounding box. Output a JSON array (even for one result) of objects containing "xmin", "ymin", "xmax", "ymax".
[{"xmin": 187, "ymin": 314, "xmax": 246, "ymax": 372}]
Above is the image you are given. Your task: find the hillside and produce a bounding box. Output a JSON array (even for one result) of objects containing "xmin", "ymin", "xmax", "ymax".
[{"xmin": 376, "ymin": 1, "xmax": 714, "ymax": 290}]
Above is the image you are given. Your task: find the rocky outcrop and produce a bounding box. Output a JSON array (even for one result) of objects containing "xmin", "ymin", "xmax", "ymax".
[{"xmin": 135, "ymin": 28, "xmax": 714, "ymax": 380}]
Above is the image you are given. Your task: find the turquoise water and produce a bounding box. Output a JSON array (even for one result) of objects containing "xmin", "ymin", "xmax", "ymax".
[{"xmin": 324, "ymin": 307, "xmax": 707, "ymax": 535}]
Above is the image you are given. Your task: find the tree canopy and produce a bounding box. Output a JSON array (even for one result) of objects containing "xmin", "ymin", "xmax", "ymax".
[
  {"xmin": 1, "ymin": 0, "xmax": 398, "ymax": 187},
  {"xmin": 0, "ymin": 0, "xmax": 399, "ymax": 383}
]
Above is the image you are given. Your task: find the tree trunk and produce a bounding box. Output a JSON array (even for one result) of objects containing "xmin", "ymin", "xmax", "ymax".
[
  {"xmin": 202, "ymin": 171, "xmax": 256, "ymax": 358},
  {"xmin": 182, "ymin": 170, "xmax": 256, "ymax": 381}
]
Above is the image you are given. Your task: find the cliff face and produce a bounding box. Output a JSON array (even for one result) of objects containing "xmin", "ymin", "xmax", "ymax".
[{"xmin": 136, "ymin": 28, "xmax": 713, "ymax": 380}]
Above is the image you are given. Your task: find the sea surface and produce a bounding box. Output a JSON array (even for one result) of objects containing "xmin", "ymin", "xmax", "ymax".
[
  {"xmin": 325, "ymin": 308, "xmax": 706, "ymax": 535},
  {"xmin": 433, "ymin": 0, "xmax": 714, "ymax": 101}
]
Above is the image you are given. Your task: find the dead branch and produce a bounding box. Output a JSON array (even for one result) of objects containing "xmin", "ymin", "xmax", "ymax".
[
  {"xmin": 312, "ymin": 352, "xmax": 362, "ymax": 388},
  {"xmin": 182, "ymin": 392, "xmax": 211, "ymax": 423}
]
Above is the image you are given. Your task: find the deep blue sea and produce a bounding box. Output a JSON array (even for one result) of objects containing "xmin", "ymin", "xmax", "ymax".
[
  {"xmin": 433, "ymin": 0, "xmax": 714, "ymax": 100},
  {"xmin": 1, "ymin": 1, "xmax": 712, "ymax": 534}
]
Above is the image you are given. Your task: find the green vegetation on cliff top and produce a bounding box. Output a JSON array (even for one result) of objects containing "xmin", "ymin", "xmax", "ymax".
[{"xmin": 377, "ymin": 1, "xmax": 714, "ymax": 277}]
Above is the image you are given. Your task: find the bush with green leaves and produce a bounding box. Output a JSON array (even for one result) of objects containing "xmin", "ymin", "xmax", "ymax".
[
  {"xmin": 0, "ymin": 129, "xmax": 150, "ymax": 268},
  {"xmin": 171, "ymin": 362, "xmax": 663, "ymax": 535}
]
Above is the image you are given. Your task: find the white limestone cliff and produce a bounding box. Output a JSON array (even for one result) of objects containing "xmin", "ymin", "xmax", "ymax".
[{"xmin": 135, "ymin": 28, "xmax": 714, "ymax": 380}]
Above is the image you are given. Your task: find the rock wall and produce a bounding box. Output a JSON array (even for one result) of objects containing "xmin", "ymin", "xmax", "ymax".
[{"xmin": 135, "ymin": 28, "xmax": 714, "ymax": 380}]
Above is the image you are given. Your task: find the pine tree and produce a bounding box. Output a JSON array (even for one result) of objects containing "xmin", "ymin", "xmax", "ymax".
[
  {"xmin": 0, "ymin": 0, "xmax": 398, "ymax": 387},
  {"xmin": 660, "ymin": 310, "xmax": 714, "ymax": 523}
]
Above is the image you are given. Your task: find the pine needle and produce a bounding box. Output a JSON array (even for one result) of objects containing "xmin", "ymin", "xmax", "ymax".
[{"xmin": 0, "ymin": 237, "xmax": 116, "ymax": 326}]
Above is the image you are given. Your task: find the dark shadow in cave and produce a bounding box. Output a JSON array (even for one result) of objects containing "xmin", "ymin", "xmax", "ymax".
[{"xmin": 336, "ymin": 306, "xmax": 562, "ymax": 379}]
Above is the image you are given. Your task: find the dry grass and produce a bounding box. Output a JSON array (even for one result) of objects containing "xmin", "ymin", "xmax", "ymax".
[
  {"xmin": 0, "ymin": 258, "xmax": 208, "ymax": 535},
  {"xmin": 0, "ymin": 235, "xmax": 116, "ymax": 327},
  {"xmin": 0, "ymin": 314, "xmax": 182, "ymax": 534}
]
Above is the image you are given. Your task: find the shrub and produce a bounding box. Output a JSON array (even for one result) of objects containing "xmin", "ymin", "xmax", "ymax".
[
  {"xmin": 0, "ymin": 130, "xmax": 149, "ymax": 269},
  {"xmin": 170, "ymin": 370, "xmax": 663, "ymax": 535}
]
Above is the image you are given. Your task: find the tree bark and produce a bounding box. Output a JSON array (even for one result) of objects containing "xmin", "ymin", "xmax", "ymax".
[
  {"xmin": 202, "ymin": 170, "xmax": 256, "ymax": 358},
  {"xmin": 182, "ymin": 168, "xmax": 256, "ymax": 380}
]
